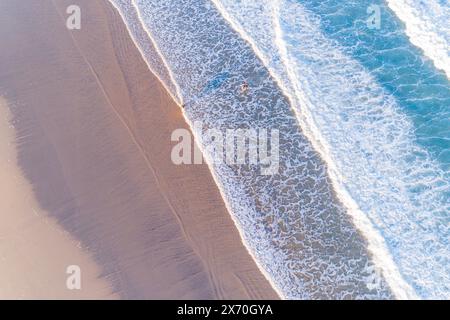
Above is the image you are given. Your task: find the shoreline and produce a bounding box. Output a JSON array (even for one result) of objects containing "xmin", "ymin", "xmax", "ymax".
[
  {"xmin": 108, "ymin": 0, "xmax": 182, "ymax": 103},
  {"xmin": 108, "ymin": 0, "xmax": 284, "ymax": 299},
  {"xmin": 0, "ymin": 0, "xmax": 278, "ymax": 299}
]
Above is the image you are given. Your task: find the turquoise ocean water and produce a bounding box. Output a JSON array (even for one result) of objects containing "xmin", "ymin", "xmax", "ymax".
[{"xmin": 111, "ymin": 0, "xmax": 449, "ymax": 299}]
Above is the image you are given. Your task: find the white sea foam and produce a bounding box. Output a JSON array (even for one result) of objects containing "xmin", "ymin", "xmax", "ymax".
[
  {"xmin": 387, "ymin": 0, "xmax": 450, "ymax": 79},
  {"xmin": 129, "ymin": 0, "xmax": 395, "ymax": 299},
  {"xmin": 108, "ymin": 0, "xmax": 182, "ymax": 102},
  {"xmin": 211, "ymin": 0, "xmax": 449, "ymax": 299},
  {"xmin": 107, "ymin": 0, "xmax": 449, "ymax": 299}
]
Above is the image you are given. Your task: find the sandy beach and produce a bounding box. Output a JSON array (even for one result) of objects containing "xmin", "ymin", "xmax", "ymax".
[
  {"xmin": 0, "ymin": 0, "xmax": 278, "ymax": 299},
  {"xmin": 0, "ymin": 97, "xmax": 116, "ymax": 299}
]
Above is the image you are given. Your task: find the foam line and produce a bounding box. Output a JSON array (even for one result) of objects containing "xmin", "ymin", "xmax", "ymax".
[
  {"xmin": 387, "ymin": 0, "xmax": 450, "ymax": 79},
  {"xmin": 211, "ymin": 0, "xmax": 449, "ymax": 299},
  {"xmin": 108, "ymin": 0, "xmax": 182, "ymax": 103},
  {"xmin": 130, "ymin": 0, "xmax": 395, "ymax": 299}
]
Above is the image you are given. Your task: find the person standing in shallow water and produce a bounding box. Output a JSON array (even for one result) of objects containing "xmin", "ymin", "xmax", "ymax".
[{"xmin": 240, "ymin": 81, "xmax": 249, "ymax": 94}]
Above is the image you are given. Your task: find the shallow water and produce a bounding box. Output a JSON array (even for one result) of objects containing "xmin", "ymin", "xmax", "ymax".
[{"xmin": 111, "ymin": 0, "xmax": 449, "ymax": 299}]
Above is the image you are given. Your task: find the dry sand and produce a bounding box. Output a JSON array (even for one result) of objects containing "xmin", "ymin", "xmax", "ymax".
[{"xmin": 0, "ymin": 0, "xmax": 278, "ymax": 299}]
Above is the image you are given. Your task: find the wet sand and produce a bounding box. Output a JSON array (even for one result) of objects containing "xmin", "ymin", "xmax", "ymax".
[{"xmin": 0, "ymin": 0, "xmax": 278, "ymax": 299}]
